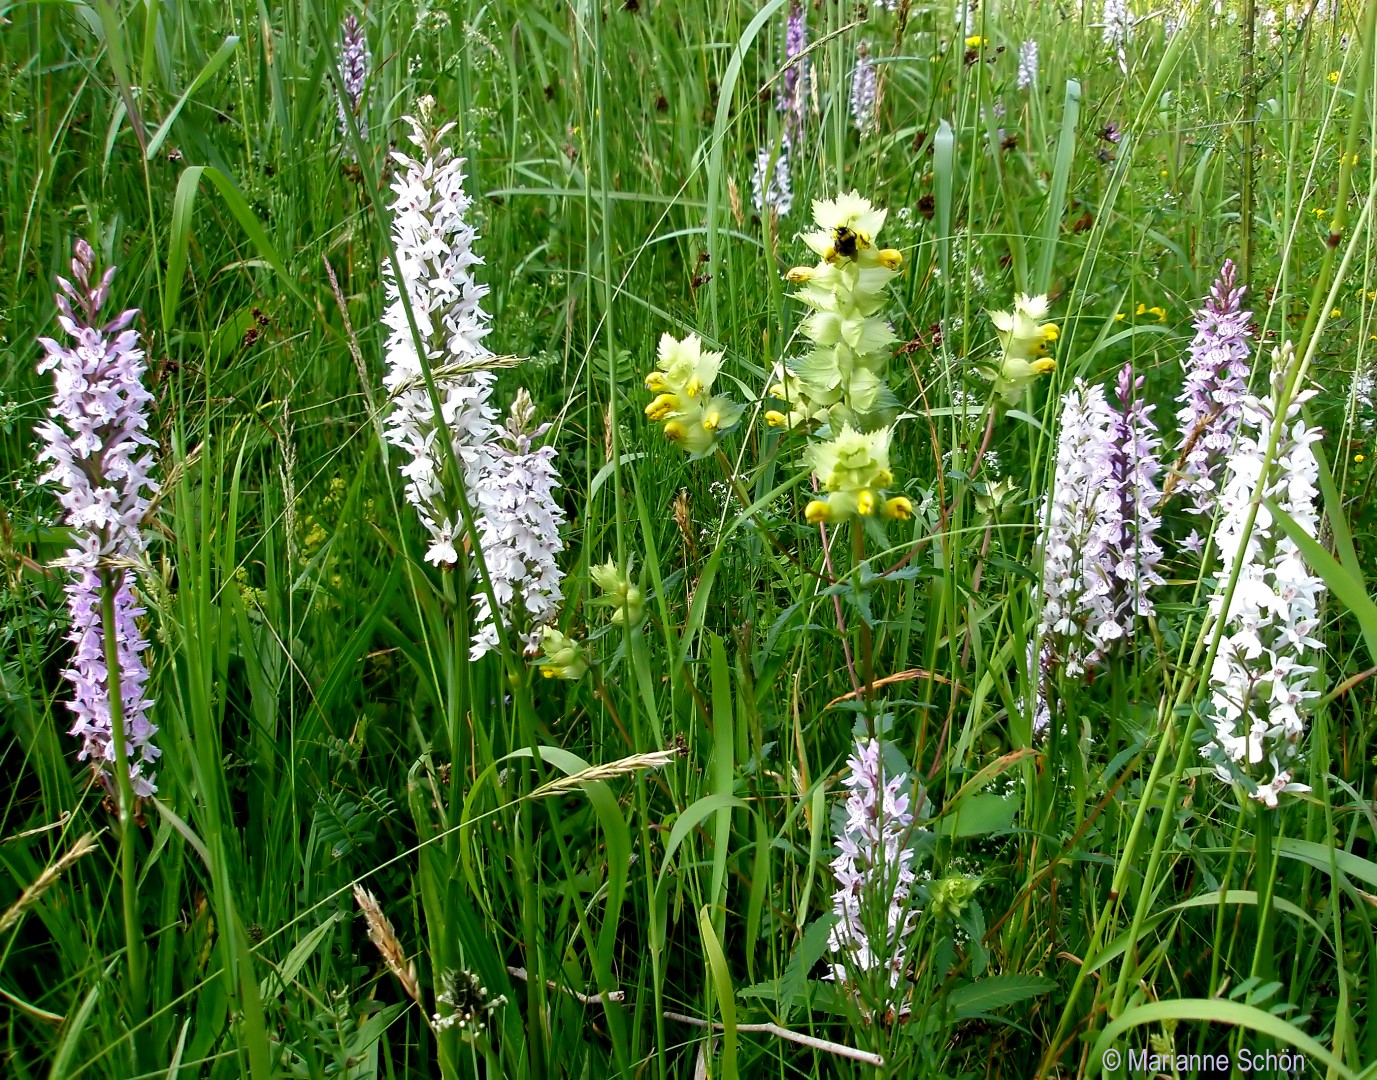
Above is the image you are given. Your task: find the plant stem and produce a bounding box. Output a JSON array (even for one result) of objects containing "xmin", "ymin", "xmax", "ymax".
[
  {"xmin": 1249, "ymin": 806, "xmax": 1279, "ymax": 987},
  {"xmin": 100, "ymin": 569, "xmax": 146, "ymax": 1071},
  {"xmin": 852, "ymin": 522, "xmax": 876, "ymax": 724},
  {"xmin": 1240, "ymin": 0, "xmax": 1256, "ymax": 286}
]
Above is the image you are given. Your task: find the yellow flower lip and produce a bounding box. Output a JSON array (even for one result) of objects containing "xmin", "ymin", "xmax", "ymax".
[
  {"xmin": 786, "ymin": 266, "xmax": 814, "ymax": 283},
  {"xmin": 884, "ymin": 496, "xmax": 913, "ymax": 520},
  {"xmin": 645, "ymin": 371, "xmax": 667, "ymax": 392},
  {"xmin": 764, "ymin": 410, "xmax": 788, "ymax": 427},
  {"xmin": 645, "ymin": 393, "xmax": 679, "ymax": 421},
  {"xmin": 856, "ymin": 489, "xmax": 878, "ymax": 516},
  {"xmin": 804, "ymin": 499, "xmax": 831, "ymax": 524},
  {"xmin": 1031, "ymin": 358, "xmax": 1056, "ymax": 375},
  {"xmin": 878, "ymin": 248, "xmax": 903, "ymax": 271},
  {"xmin": 663, "ymin": 420, "xmax": 688, "ymax": 442}
]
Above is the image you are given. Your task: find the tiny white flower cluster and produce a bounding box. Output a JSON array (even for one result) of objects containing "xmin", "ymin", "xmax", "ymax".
[
  {"xmin": 750, "ymin": 146, "xmax": 793, "ymax": 218},
  {"xmin": 1205, "ymin": 352, "xmax": 1326, "ymax": 808},
  {"xmin": 850, "ymin": 46, "xmax": 877, "ymax": 132},
  {"xmin": 1101, "ymin": 0, "xmax": 1132, "ymax": 66},
  {"xmin": 1177, "ymin": 260, "xmax": 1253, "ymax": 552},
  {"xmin": 433, "ymin": 968, "xmax": 507, "ymax": 1038},
  {"xmin": 1017, "ymin": 40, "xmax": 1038, "ymax": 90},
  {"xmin": 956, "ymin": 0, "xmax": 977, "ymax": 36},
  {"xmin": 469, "ymin": 391, "xmax": 568, "ymax": 660},
  {"xmin": 828, "ymin": 738, "xmax": 919, "ymax": 990},
  {"xmin": 1037, "ymin": 382, "xmax": 1120, "ymax": 674}
]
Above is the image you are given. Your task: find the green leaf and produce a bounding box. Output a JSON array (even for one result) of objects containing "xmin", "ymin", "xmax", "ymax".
[
  {"xmin": 1089, "ymin": 999, "xmax": 1355, "ymax": 1079},
  {"xmin": 1266, "ymin": 497, "xmax": 1377, "ymax": 667},
  {"xmin": 937, "ymin": 793, "xmax": 1018, "ymax": 838},
  {"xmin": 1279, "ymin": 837, "xmax": 1377, "ymax": 890},
  {"xmin": 48, "ymin": 961, "xmax": 116, "ymax": 1080},
  {"xmin": 1036, "ymin": 79, "xmax": 1081, "ymax": 295},
  {"xmin": 163, "ymin": 165, "xmax": 307, "ymax": 329},
  {"xmin": 145, "ymin": 35, "xmax": 240, "ymax": 160},
  {"xmin": 1085, "ymin": 890, "xmax": 1328, "ymax": 976},
  {"xmin": 699, "ymin": 905, "xmax": 738, "ymax": 1080},
  {"xmin": 779, "ymin": 915, "xmax": 836, "ymax": 1020},
  {"xmin": 702, "ymin": 0, "xmax": 789, "ymax": 334},
  {"xmin": 656, "ymin": 793, "xmax": 748, "ymax": 888},
  {"xmin": 258, "ymin": 913, "xmax": 343, "ymax": 1000},
  {"xmin": 949, "ymin": 974, "xmax": 1055, "ymax": 1019}
]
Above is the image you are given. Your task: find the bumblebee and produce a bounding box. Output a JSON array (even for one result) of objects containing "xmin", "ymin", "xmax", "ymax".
[{"xmin": 831, "ymin": 226, "xmax": 861, "ymax": 261}]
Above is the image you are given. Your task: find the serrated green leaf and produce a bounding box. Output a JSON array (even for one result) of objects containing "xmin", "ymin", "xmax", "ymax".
[{"xmin": 950, "ymin": 974, "xmax": 1055, "ymax": 1019}]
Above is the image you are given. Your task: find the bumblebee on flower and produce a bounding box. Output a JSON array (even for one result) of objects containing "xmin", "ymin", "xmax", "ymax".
[
  {"xmin": 800, "ymin": 192, "xmax": 903, "ymax": 271},
  {"xmin": 644, "ymin": 332, "xmax": 743, "ymax": 456},
  {"xmin": 769, "ymin": 192, "xmax": 905, "ymax": 434},
  {"xmin": 804, "ymin": 426, "xmax": 913, "ymax": 525}
]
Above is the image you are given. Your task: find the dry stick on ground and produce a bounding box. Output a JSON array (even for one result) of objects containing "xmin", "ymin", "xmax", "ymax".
[{"xmin": 504, "ymin": 967, "xmax": 884, "ymax": 1067}]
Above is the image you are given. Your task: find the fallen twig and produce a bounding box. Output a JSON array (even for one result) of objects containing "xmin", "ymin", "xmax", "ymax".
[
  {"xmin": 506, "ymin": 966, "xmax": 626, "ymax": 1004},
  {"xmin": 663, "ymin": 1009, "xmax": 885, "ymax": 1067},
  {"xmin": 503, "ymin": 968, "xmax": 881, "ymax": 1066}
]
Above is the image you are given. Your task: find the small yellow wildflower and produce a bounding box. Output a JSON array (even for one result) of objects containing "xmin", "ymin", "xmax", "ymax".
[
  {"xmin": 1327, "ymin": 70, "xmax": 1340, "ymax": 84},
  {"xmin": 803, "ymin": 426, "xmax": 909, "ymax": 524},
  {"xmin": 1148, "ymin": 306, "xmax": 1167, "ymax": 321},
  {"xmin": 643, "ymin": 332, "xmax": 742, "ymax": 456},
  {"xmin": 537, "ymin": 627, "xmax": 587, "ymax": 680},
  {"xmin": 1355, "ymin": 454, "xmax": 1366, "ymax": 463},
  {"xmin": 1331, "ymin": 308, "xmax": 1342, "ymax": 318},
  {"xmin": 989, "ymin": 293, "xmax": 1058, "ymax": 360},
  {"xmin": 590, "ymin": 559, "xmax": 645, "ymax": 627},
  {"xmin": 965, "ymin": 35, "xmax": 986, "ymax": 47}
]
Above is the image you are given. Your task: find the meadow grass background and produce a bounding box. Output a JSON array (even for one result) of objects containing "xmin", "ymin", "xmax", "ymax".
[{"xmin": 2, "ymin": 0, "xmax": 1377, "ymax": 1076}]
